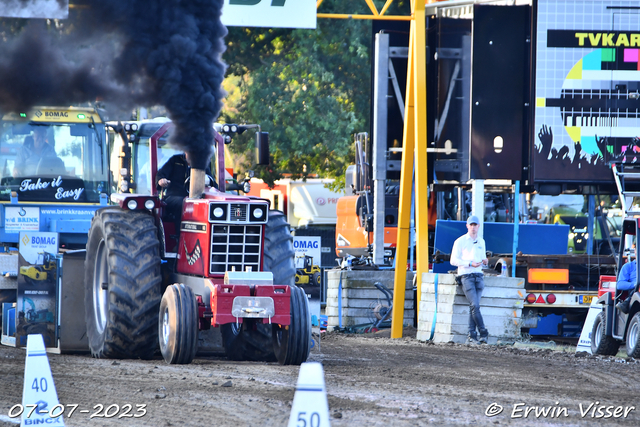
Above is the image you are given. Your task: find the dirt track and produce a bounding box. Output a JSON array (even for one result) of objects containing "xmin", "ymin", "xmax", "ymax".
[{"xmin": 1, "ymin": 329, "xmax": 640, "ymax": 427}]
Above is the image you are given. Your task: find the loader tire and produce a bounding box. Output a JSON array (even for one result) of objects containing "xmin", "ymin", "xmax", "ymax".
[
  {"xmin": 626, "ymin": 313, "xmax": 640, "ymax": 359},
  {"xmin": 221, "ymin": 211, "xmax": 294, "ymax": 362},
  {"xmin": 591, "ymin": 311, "xmax": 620, "ymax": 356},
  {"xmin": 84, "ymin": 207, "xmax": 162, "ymax": 359},
  {"xmin": 273, "ymin": 285, "xmax": 311, "ymax": 365},
  {"xmin": 159, "ymin": 284, "xmax": 198, "ymax": 364}
]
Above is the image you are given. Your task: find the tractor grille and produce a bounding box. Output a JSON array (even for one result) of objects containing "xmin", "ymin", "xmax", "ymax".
[
  {"xmin": 210, "ymin": 224, "xmax": 262, "ymax": 274},
  {"xmin": 229, "ymin": 204, "xmax": 248, "ymax": 222}
]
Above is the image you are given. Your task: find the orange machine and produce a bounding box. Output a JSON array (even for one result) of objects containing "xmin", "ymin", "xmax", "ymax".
[{"xmin": 335, "ymin": 192, "xmax": 399, "ymax": 260}]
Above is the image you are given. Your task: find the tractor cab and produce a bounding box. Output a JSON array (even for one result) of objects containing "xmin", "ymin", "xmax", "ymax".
[{"xmin": 592, "ymin": 217, "xmax": 640, "ymax": 357}]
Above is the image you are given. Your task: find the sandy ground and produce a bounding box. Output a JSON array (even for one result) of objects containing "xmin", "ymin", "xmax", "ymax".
[{"xmin": 1, "ymin": 328, "xmax": 639, "ymax": 427}]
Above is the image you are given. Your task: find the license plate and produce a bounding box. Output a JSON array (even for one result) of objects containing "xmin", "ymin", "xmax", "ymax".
[{"xmin": 580, "ymin": 295, "xmax": 594, "ymax": 304}]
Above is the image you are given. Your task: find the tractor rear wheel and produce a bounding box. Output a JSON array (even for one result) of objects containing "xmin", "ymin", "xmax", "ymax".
[
  {"xmin": 591, "ymin": 311, "xmax": 620, "ymax": 356},
  {"xmin": 273, "ymin": 285, "xmax": 311, "ymax": 365},
  {"xmin": 159, "ymin": 284, "xmax": 198, "ymax": 364},
  {"xmin": 312, "ymin": 271, "xmax": 321, "ymax": 287},
  {"xmin": 626, "ymin": 313, "xmax": 640, "ymax": 358},
  {"xmin": 84, "ymin": 208, "xmax": 162, "ymax": 359}
]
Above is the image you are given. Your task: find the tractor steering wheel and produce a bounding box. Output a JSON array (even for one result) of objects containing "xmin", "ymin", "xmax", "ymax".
[{"xmin": 183, "ymin": 174, "xmax": 216, "ymax": 193}]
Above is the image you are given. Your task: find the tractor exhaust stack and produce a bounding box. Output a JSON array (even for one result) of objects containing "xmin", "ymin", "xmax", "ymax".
[{"xmin": 189, "ymin": 168, "xmax": 206, "ymax": 199}]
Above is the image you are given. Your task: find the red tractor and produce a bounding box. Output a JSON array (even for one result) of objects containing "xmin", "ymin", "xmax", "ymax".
[
  {"xmin": 83, "ymin": 121, "xmax": 310, "ymax": 365},
  {"xmin": 592, "ymin": 217, "xmax": 640, "ymax": 358}
]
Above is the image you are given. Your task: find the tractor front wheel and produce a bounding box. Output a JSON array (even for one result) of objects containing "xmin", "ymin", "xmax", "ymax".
[
  {"xmin": 273, "ymin": 285, "xmax": 311, "ymax": 365},
  {"xmin": 84, "ymin": 208, "xmax": 162, "ymax": 359},
  {"xmin": 159, "ymin": 284, "xmax": 198, "ymax": 364},
  {"xmin": 591, "ymin": 311, "xmax": 620, "ymax": 356}
]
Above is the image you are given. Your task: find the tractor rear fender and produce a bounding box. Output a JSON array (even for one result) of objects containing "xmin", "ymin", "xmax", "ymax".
[
  {"xmin": 110, "ymin": 193, "xmax": 160, "ymax": 211},
  {"xmin": 595, "ymin": 293, "xmax": 615, "ymax": 336}
]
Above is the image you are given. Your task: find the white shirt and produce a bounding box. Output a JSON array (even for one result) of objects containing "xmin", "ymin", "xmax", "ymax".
[{"xmin": 450, "ymin": 233, "xmax": 486, "ymax": 275}]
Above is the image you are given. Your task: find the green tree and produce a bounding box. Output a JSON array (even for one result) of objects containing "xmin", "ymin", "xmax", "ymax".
[{"xmin": 221, "ymin": 0, "xmax": 400, "ymax": 187}]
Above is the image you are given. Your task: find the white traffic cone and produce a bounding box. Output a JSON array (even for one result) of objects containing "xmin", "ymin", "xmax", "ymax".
[
  {"xmin": 21, "ymin": 334, "xmax": 64, "ymax": 426},
  {"xmin": 288, "ymin": 362, "xmax": 331, "ymax": 427}
]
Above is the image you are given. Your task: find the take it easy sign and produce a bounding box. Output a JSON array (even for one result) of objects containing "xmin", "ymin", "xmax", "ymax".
[{"xmin": 222, "ymin": 0, "xmax": 316, "ymax": 29}]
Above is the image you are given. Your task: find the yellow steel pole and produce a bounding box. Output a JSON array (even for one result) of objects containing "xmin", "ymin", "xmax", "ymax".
[
  {"xmin": 391, "ymin": 0, "xmax": 428, "ymax": 338},
  {"xmin": 413, "ymin": 0, "xmax": 428, "ymax": 327},
  {"xmin": 390, "ymin": 20, "xmax": 415, "ymax": 339}
]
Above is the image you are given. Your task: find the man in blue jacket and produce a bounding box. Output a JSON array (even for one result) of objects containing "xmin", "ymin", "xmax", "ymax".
[{"xmin": 616, "ymin": 255, "xmax": 637, "ymax": 314}]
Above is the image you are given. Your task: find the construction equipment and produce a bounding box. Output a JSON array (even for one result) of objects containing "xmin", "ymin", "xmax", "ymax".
[
  {"xmin": 294, "ymin": 255, "xmax": 321, "ymax": 287},
  {"xmin": 592, "ymin": 217, "xmax": 640, "ymax": 357},
  {"xmin": 335, "ymin": 132, "xmax": 399, "ymax": 264},
  {"xmin": 82, "ymin": 119, "xmax": 311, "ymax": 365}
]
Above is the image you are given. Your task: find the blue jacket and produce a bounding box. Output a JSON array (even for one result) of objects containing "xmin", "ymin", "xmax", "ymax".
[{"xmin": 617, "ymin": 260, "xmax": 637, "ymax": 291}]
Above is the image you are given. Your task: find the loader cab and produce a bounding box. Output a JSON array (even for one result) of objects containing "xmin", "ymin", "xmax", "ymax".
[{"xmin": 0, "ymin": 107, "xmax": 109, "ymax": 203}]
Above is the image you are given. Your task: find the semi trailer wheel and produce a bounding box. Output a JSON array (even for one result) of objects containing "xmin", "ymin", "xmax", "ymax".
[
  {"xmin": 591, "ymin": 311, "xmax": 620, "ymax": 356},
  {"xmin": 272, "ymin": 285, "xmax": 311, "ymax": 365},
  {"xmin": 626, "ymin": 313, "xmax": 640, "ymax": 358},
  {"xmin": 159, "ymin": 284, "xmax": 198, "ymax": 364},
  {"xmin": 84, "ymin": 208, "xmax": 162, "ymax": 359},
  {"xmin": 221, "ymin": 210, "xmax": 297, "ymax": 362}
]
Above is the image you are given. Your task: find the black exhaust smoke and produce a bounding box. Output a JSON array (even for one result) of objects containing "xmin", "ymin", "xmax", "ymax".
[{"xmin": 0, "ymin": 0, "xmax": 227, "ymax": 170}]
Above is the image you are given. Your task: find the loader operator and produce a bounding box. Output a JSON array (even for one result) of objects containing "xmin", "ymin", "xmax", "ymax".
[
  {"xmin": 616, "ymin": 254, "xmax": 637, "ymax": 314},
  {"xmin": 13, "ymin": 128, "xmax": 57, "ymax": 177},
  {"xmin": 156, "ymin": 152, "xmax": 213, "ymax": 228}
]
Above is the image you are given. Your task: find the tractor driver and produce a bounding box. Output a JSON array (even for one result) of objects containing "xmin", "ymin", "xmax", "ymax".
[
  {"xmin": 13, "ymin": 128, "xmax": 57, "ymax": 177},
  {"xmin": 156, "ymin": 152, "xmax": 214, "ymax": 227}
]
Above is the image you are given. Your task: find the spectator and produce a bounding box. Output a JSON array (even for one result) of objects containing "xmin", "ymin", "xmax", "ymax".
[{"xmin": 450, "ymin": 215, "xmax": 489, "ymax": 344}]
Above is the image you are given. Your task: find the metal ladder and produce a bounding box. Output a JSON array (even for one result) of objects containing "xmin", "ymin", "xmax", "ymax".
[{"xmin": 611, "ymin": 162, "xmax": 640, "ymax": 217}]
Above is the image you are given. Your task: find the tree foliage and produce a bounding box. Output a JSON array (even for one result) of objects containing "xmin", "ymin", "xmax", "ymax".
[{"xmin": 220, "ymin": 0, "xmax": 406, "ymax": 187}]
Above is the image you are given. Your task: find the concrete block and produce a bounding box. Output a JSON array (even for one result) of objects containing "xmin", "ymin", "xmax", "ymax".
[
  {"xmin": 0, "ymin": 253, "xmax": 18, "ymax": 273},
  {"xmin": 417, "ymin": 271, "xmax": 525, "ymax": 342},
  {"xmin": 0, "ymin": 276, "xmax": 17, "ymax": 290}
]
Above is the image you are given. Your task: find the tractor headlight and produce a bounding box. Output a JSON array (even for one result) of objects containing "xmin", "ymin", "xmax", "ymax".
[
  {"xmin": 127, "ymin": 200, "xmax": 138, "ymax": 210},
  {"xmin": 209, "ymin": 204, "xmax": 228, "ymax": 221},
  {"xmin": 250, "ymin": 205, "xmax": 267, "ymax": 222},
  {"xmin": 144, "ymin": 199, "xmax": 155, "ymax": 210}
]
